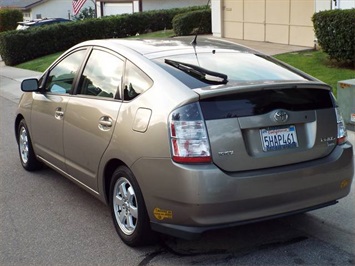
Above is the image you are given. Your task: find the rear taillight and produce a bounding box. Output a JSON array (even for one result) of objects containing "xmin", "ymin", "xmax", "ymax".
[
  {"xmin": 169, "ymin": 103, "xmax": 211, "ymax": 163},
  {"xmin": 336, "ymin": 107, "xmax": 347, "ymax": 145}
]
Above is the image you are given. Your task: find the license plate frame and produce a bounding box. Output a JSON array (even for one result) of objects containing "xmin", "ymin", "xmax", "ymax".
[{"xmin": 260, "ymin": 125, "xmax": 298, "ymax": 152}]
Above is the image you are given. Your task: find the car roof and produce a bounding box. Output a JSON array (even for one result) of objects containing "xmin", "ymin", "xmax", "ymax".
[{"xmin": 77, "ymin": 36, "xmax": 259, "ymax": 59}]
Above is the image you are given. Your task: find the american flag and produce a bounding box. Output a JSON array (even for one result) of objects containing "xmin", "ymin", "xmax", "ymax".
[{"xmin": 72, "ymin": 0, "xmax": 87, "ymax": 15}]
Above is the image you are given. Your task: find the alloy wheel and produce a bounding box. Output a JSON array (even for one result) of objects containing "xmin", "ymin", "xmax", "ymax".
[
  {"xmin": 19, "ymin": 126, "xmax": 29, "ymax": 164},
  {"xmin": 112, "ymin": 177, "xmax": 138, "ymax": 235}
]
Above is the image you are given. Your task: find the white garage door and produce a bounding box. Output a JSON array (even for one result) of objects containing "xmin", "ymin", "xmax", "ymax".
[
  {"xmin": 104, "ymin": 3, "xmax": 133, "ymax": 15},
  {"xmin": 223, "ymin": 0, "xmax": 315, "ymax": 47}
]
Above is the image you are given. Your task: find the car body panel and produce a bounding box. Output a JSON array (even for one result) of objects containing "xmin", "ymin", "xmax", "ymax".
[
  {"xmin": 30, "ymin": 93, "xmax": 69, "ymax": 170},
  {"xmin": 63, "ymin": 97, "xmax": 122, "ymax": 190}
]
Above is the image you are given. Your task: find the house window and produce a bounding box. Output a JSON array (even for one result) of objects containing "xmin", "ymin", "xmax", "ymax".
[
  {"xmin": 23, "ymin": 12, "xmax": 30, "ymax": 20},
  {"xmin": 36, "ymin": 14, "xmax": 42, "ymax": 19}
]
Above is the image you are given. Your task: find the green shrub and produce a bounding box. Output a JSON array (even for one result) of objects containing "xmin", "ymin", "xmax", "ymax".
[
  {"xmin": 0, "ymin": 6, "xmax": 206, "ymax": 66},
  {"xmin": 172, "ymin": 9, "xmax": 211, "ymax": 36},
  {"xmin": 312, "ymin": 9, "xmax": 355, "ymax": 64},
  {"xmin": 0, "ymin": 9, "xmax": 23, "ymax": 32}
]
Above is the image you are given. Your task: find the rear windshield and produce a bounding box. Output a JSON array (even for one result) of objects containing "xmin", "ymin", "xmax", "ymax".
[
  {"xmin": 154, "ymin": 52, "xmax": 308, "ymax": 88},
  {"xmin": 199, "ymin": 88, "xmax": 334, "ymax": 120}
]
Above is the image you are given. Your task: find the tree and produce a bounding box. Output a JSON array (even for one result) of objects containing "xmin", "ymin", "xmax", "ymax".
[{"xmin": 74, "ymin": 7, "xmax": 96, "ymax": 20}]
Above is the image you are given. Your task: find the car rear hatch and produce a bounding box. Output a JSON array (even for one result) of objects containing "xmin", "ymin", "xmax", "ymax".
[{"xmin": 194, "ymin": 82, "xmax": 339, "ymax": 171}]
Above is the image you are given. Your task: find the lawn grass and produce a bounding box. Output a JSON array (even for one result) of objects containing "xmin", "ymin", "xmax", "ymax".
[
  {"xmin": 274, "ymin": 51, "xmax": 355, "ymax": 96},
  {"xmin": 16, "ymin": 52, "xmax": 62, "ymax": 72}
]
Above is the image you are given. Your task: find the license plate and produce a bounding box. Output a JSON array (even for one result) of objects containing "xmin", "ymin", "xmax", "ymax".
[{"xmin": 260, "ymin": 125, "xmax": 298, "ymax": 152}]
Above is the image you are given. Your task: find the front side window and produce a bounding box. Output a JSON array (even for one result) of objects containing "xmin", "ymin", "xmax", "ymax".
[
  {"xmin": 78, "ymin": 49, "xmax": 124, "ymax": 99},
  {"xmin": 44, "ymin": 49, "xmax": 87, "ymax": 94},
  {"xmin": 123, "ymin": 61, "xmax": 153, "ymax": 101}
]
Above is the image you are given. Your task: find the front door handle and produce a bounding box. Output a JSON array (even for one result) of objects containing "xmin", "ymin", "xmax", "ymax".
[{"xmin": 55, "ymin": 107, "xmax": 64, "ymax": 120}]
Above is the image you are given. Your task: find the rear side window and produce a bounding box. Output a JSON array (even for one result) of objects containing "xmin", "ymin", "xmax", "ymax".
[
  {"xmin": 200, "ymin": 88, "xmax": 334, "ymax": 120},
  {"xmin": 123, "ymin": 60, "xmax": 153, "ymax": 101}
]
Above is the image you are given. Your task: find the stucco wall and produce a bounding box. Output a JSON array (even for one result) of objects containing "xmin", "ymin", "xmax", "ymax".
[{"xmin": 28, "ymin": 0, "xmax": 93, "ymax": 20}]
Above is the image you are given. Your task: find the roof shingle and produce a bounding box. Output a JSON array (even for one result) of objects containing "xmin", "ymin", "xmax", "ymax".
[{"xmin": 0, "ymin": 0, "xmax": 44, "ymax": 9}]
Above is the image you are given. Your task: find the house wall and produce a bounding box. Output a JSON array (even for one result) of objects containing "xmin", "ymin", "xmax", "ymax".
[
  {"xmin": 216, "ymin": 0, "xmax": 355, "ymax": 47},
  {"xmin": 27, "ymin": 0, "xmax": 94, "ymax": 20}
]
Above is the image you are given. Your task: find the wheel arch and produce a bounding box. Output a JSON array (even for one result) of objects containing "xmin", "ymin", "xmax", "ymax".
[
  {"xmin": 102, "ymin": 159, "xmax": 127, "ymax": 205},
  {"xmin": 14, "ymin": 114, "xmax": 25, "ymax": 143}
]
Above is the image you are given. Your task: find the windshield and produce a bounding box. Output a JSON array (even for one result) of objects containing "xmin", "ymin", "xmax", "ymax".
[{"xmin": 154, "ymin": 52, "xmax": 308, "ymax": 88}]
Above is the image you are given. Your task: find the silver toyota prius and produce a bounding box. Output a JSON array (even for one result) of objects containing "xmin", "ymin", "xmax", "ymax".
[{"xmin": 15, "ymin": 37, "xmax": 354, "ymax": 246}]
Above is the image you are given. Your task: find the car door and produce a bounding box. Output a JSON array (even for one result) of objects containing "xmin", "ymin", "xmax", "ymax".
[
  {"xmin": 63, "ymin": 48, "xmax": 124, "ymax": 190},
  {"xmin": 30, "ymin": 49, "xmax": 88, "ymax": 170}
]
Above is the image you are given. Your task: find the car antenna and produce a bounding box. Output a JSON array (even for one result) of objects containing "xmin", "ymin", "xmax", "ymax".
[
  {"xmin": 190, "ymin": 0, "xmax": 210, "ymax": 47},
  {"xmin": 191, "ymin": 34, "xmax": 198, "ymax": 47},
  {"xmin": 190, "ymin": 0, "xmax": 210, "ymax": 65}
]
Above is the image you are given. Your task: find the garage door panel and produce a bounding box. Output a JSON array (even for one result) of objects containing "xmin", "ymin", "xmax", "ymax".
[
  {"xmin": 290, "ymin": 26, "xmax": 314, "ymax": 46},
  {"xmin": 223, "ymin": 0, "xmax": 243, "ymax": 21},
  {"xmin": 244, "ymin": 23, "xmax": 265, "ymax": 41},
  {"xmin": 266, "ymin": 0, "xmax": 290, "ymax": 24},
  {"xmin": 224, "ymin": 21, "xmax": 243, "ymax": 39},
  {"xmin": 245, "ymin": 0, "xmax": 265, "ymax": 23},
  {"xmin": 266, "ymin": 25, "xmax": 289, "ymax": 44}
]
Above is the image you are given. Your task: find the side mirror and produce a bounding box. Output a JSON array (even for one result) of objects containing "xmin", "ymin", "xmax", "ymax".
[{"xmin": 21, "ymin": 78, "xmax": 39, "ymax": 92}]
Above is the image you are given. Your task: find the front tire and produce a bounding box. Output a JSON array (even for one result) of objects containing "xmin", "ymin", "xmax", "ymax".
[
  {"xmin": 110, "ymin": 166, "xmax": 156, "ymax": 246},
  {"xmin": 17, "ymin": 119, "xmax": 42, "ymax": 171}
]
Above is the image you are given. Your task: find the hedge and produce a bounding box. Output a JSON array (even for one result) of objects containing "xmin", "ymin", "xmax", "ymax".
[
  {"xmin": 0, "ymin": 9, "xmax": 23, "ymax": 32},
  {"xmin": 0, "ymin": 6, "xmax": 206, "ymax": 66},
  {"xmin": 312, "ymin": 9, "xmax": 355, "ymax": 64},
  {"xmin": 172, "ymin": 8, "xmax": 211, "ymax": 36}
]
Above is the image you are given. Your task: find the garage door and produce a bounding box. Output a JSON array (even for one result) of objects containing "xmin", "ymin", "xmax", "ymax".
[
  {"xmin": 223, "ymin": 0, "xmax": 315, "ymax": 47},
  {"xmin": 104, "ymin": 3, "xmax": 133, "ymax": 15}
]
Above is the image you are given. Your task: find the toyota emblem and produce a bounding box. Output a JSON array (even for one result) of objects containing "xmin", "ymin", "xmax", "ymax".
[{"xmin": 274, "ymin": 110, "xmax": 289, "ymax": 123}]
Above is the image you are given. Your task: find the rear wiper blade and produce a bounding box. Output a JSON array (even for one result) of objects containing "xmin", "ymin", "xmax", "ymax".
[{"xmin": 165, "ymin": 59, "xmax": 228, "ymax": 85}]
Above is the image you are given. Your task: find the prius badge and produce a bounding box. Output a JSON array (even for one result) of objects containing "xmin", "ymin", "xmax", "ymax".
[{"xmin": 273, "ymin": 110, "xmax": 289, "ymax": 123}]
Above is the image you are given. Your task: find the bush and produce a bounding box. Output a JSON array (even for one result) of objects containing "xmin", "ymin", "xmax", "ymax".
[
  {"xmin": 0, "ymin": 9, "xmax": 23, "ymax": 32},
  {"xmin": 172, "ymin": 9, "xmax": 211, "ymax": 36},
  {"xmin": 312, "ymin": 9, "xmax": 355, "ymax": 64},
  {"xmin": 0, "ymin": 6, "xmax": 206, "ymax": 66}
]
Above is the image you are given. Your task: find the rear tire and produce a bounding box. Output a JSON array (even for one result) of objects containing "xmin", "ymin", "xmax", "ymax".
[
  {"xmin": 17, "ymin": 119, "xmax": 42, "ymax": 171},
  {"xmin": 110, "ymin": 166, "xmax": 157, "ymax": 246}
]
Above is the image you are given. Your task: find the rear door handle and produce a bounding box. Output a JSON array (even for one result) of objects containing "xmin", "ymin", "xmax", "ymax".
[{"xmin": 98, "ymin": 116, "xmax": 113, "ymax": 131}]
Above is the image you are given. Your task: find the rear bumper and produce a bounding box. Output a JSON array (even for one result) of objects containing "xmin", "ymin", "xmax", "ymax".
[
  {"xmin": 150, "ymin": 200, "xmax": 338, "ymax": 240},
  {"xmin": 132, "ymin": 142, "xmax": 354, "ymax": 239}
]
